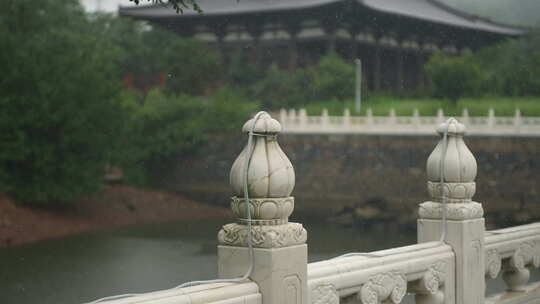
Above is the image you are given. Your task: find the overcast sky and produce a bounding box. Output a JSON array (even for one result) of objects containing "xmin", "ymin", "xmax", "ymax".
[{"xmin": 80, "ymin": 0, "xmax": 136, "ymax": 12}]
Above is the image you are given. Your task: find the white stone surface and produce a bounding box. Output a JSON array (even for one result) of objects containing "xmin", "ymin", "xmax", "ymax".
[
  {"xmin": 218, "ymin": 244, "xmax": 308, "ymax": 304},
  {"xmin": 230, "ymin": 112, "xmax": 295, "ymax": 198},
  {"xmin": 426, "ymin": 119, "xmax": 476, "ymax": 184},
  {"xmin": 418, "ymin": 219, "xmax": 486, "ymax": 304},
  {"xmin": 97, "ymin": 282, "xmax": 261, "ymax": 304},
  {"xmin": 218, "ymin": 222, "xmax": 307, "ymax": 248},
  {"xmin": 230, "ymin": 197, "xmax": 295, "ymax": 224},
  {"xmin": 220, "ymin": 112, "xmax": 307, "ymax": 304}
]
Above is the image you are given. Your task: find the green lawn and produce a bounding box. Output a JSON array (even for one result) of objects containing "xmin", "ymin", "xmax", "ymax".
[{"xmin": 303, "ymin": 96, "xmax": 540, "ymax": 117}]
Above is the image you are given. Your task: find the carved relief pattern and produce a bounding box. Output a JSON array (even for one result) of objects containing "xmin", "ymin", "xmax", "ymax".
[
  {"xmin": 231, "ymin": 196, "xmax": 295, "ymax": 225},
  {"xmin": 218, "ymin": 222, "xmax": 307, "ymax": 248},
  {"xmin": 423, "ymin": 261, "xmax": 447, "ymax": 294},
  {"xmin": 427, "ymin": 181, "xmax": 476, "ymax": 203},
  {"xmin": 419, "ymin": 201, "xmax": 484, "ymax": 220},
  {"xmin": 311, "ymin": 283, "xmax": 339, "ymax": 304},
  {"xmin": 510, "ymin": 241, "xmax": 540, "ymax": 270},
  {"xmin": 359, "ymin": 271, "xmax": 407, "ymax": 304},
  {"xmin": 485, "ymin": 249, "xmax": 502, "ymax": 279}
]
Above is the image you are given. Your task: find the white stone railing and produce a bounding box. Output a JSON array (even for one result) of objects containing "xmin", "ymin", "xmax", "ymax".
[
  {"xmin": 308, "ymin": 242, "xmax": 455, "ymax": 304},
  {"xmin": 96, "ymin": 282, "xmax": 261, "ymax": 304},
  {"xmin": 279, "ymin": 108, "xmax": 540, "ymax": 136},
  {"xmin": 485, "ymin": 224, "xmax": 540, "ymax": 304},
  {"xmin": 95, "ymin": 112, "xmax": 540, "ymax": 304}
]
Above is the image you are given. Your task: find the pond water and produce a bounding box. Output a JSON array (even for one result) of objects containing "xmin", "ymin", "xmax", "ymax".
[{"xmin": 0, "ymin": 218, "xmax": 537, "ymax": 304}]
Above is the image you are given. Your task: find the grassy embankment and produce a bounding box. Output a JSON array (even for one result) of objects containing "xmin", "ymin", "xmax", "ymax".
[{"xmin": 303, "ymin": 96, "xmax": 540, "ymax": 117}]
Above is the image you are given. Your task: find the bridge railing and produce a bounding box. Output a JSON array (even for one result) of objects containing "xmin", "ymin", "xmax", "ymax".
[
  {"xmin": 484, "ymin": 224, "xmax": 540, "ymax": 304},
  {"xmin": 279, "ymin": 108, "xmax": 540, "ymax": 136},
  {"xmin": 95, "ymin": 112, "xmax": 539, "ymax": 304},
  {"xmin": 308, "ymin": 242, "xmax": 455, "ymax": 303},
  {"xmin": 101, "ymin": 282, "xmax": 261, "ymax": 304}
]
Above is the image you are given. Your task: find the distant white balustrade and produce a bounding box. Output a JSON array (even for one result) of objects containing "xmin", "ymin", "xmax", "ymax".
[{"xmin": 279, "ymin": 108, "xmax": 540, "ymax": 137}]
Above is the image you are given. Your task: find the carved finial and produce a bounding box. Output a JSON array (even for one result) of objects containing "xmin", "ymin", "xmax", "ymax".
[
  {"xmin": 219, "ymin": 112, "xmax": 306, "ymax": 248},
  {"xmin": 230, "ymin": 112, "xmax": 295, "ymax": 198},
  {"xmin": 420, "ymin": 118, "xmax": 483, "ymax": 220},
  {"xmin": 426, "ymin": 119, "xmax": 477, "ymax": 187}
]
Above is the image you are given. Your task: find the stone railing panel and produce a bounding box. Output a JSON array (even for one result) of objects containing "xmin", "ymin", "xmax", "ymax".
[{"xmin": 307, "ymin": 242, "xmax": 455, "ymax": 304}]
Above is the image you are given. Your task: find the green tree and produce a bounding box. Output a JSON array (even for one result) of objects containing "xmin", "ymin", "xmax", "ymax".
[
  {"xmin": 0, "ymin": 0, "xmax": 125, "ymax": 204},
  {"xmin": 309, "ymin": 52, "xmax": 355, "ymax": 102},
  {"xmin": 93, "ymin": 15, "xmax": 222, "ymax": 96},
  {"xmin": 425, "ymin": 52, "xmax": 482, "ymax": 104},
  {"xmin": 119, "ymin": 88, "xmax": 256, "ymax": 186}
]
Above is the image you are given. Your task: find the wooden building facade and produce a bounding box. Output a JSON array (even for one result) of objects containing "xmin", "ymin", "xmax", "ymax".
[{"xmin": 119, "ymin": 0, "xmax": 526, "ymax": 92}]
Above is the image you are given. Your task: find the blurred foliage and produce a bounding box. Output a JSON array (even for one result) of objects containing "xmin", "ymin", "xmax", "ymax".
[
  {"xmin": 93, "ymin": 15, "xmax": 222, "ymax": 96},
  {"xmin": 425, "ymin": 52, "xmax": 482, "ymax": 104},
  {"xmin": 0, "ymin": 0, "xmax": 251, "ymax": 205},
  {"xmin": 249, "ymin": 53, "xmax": 354, "ymax": 109},
  {"xmin": 309, "ymin": 52, "xmax": 356, "ymax": 102},
  {"xmin": 117, "ymin": 88, "xmax": 257, "ymax": 186},
  {"xmin": 426, "ymin": 29, "xmax": 540, "ymax": 102},
  {"xmin": 0, "ymin": 0, "xmax": 125, "ymax": 204},
  {"xmin": 476, "ymin": 29, "xmax": 540, "ymax": 96}
]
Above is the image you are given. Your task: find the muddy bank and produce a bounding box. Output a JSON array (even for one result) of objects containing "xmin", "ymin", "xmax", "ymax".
[{"xmin": 0, "ymin": 185, "xmax": 231, "ymax": 247}]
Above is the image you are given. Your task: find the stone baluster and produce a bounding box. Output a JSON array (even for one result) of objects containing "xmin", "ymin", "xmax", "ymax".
[
  {"xmin": 289, "ymin": 108, "xmax": 297, "ymax": 125},
  {"xmin": 389, "ymin": 108, "xmax": 397, "ymax": 125},
  {"xmin": 299, "ymin": 108, "xmax": 308, "ymax": 130},
  {"xmin": 279, "ymin": 108, "xmax": 287, "ymax": 124},
  {"xmin": 514, "ymin": 109, "xmax": 522, "ymax": 132},
  {"xmin": 418, "ymin": 118, "xmax": 484, "ymax": 304},
  {"xmin": 436, "ymin": 109, "xmax": 444, "ymax": 124},
  {"xmin": 366, "ymin": 108, "xmax": 374, "ymax": 125},
  {"xmin": 461, "ymin": 109, "xmax": 469, "ymax": 126},
  {"xmin": 322, "ymin": 108, "xmax": 329, "ymax": 128},
  {"xmin": 413, "ymin": 108, "xmax": 420, "ymax": 127},
  {"xmin": 487, "ymin": 108, "xmax": 495, "ymax": 130},
  {"xmin": 218, "ymin": 112, "xmax": 307, "ymax": 304},
  {"xmin": 502, "ymin": 256, "xmax": 530, "ymax": 292},
  {"xmin": 344, "ymin": 108, "xmax": 351, "ymax": 128}
]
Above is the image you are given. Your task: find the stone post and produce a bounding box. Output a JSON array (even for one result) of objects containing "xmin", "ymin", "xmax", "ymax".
[
  {"xmin": 217, "ymin": 112, "xmax": 308, "ymax": 304},
  {"xmin": 487, "ymin": 108, "xmax": 495, "ymax": 130},
  {"xmin": 366, "ymin": 108, "xmax": 374, "ymax": 125},
  {"xmin": 413, "ymin": 108, "xmax": 420, "ymax": 128},
  {"xmin": 436, "ymin": 109, "xmax": 445, "ymax": 124},
  {"xmin": 299, "ymin": 108, "xmax": 308, "ymax": 130},
  {"xmin": 389, "ymin": 108, "xmax": 397, "ymax": 125},
  {"xmin": 321, "ymin": 108, "xmax": 329, "ymax": 128},
  {"xmin": 280, "ymin": 108, "xmax": 287, "ymax": 125},
  {"xmin": 289, "ymin": 109, "xmax": 297, "ymax": 124},
  {"xmin": 418, "ymin": 119, "xmax": 485, "ymax": 304},
  {"xmin": 343, "ymin": 108, "xmax": 351, "ymax": 128},
  {"xmin": 514, "ymin": 109, "xmax": 522, "ymax": 132},
  {"xmin": 461, "ymin": 109, "xmax": 469, "ymax": 126}
]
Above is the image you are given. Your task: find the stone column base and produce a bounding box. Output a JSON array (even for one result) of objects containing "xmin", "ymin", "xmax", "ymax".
[{"xmin": 218, "ymin": 244, "xmax": 307, "ymax": 304}]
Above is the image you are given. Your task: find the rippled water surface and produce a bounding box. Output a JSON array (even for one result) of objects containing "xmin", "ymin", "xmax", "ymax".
[{"xmin": 0, "ymin": 218, "xmax": 537, "ymax": 304}]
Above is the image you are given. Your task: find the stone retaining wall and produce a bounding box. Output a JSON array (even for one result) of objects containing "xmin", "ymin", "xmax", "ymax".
[{"xmin": 168, "ymin": 134, "xmax": 540, "ymax": 228}]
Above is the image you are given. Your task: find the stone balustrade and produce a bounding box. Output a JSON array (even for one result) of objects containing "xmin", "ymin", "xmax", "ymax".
[
  {"xmin": 97, "ymin": 112, "xmax": 539, "ymax": 304},
  {"xmin": 98, "ymin": 282, "xmax": 261, "ymax": 304},
  {"xmin": 307, "ymin": 242, "xmax": 455, "ymax": 304},
  {"xmin": 279, "ymin": 108, "xmax": 540, "ymax": 137},
  {"xmin": 484, "ymin": 224, "xmax": 540, "ymax": 304}
]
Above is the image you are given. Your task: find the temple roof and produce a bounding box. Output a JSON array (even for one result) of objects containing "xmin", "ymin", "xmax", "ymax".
[{"xmin": 119, "ymin": 0, "xmax": 527, "ymax": 36}]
